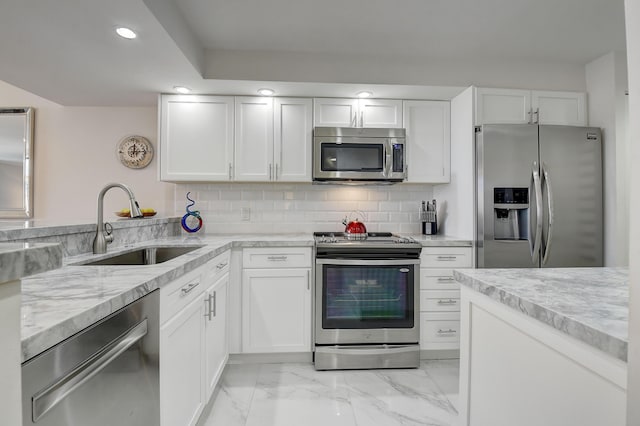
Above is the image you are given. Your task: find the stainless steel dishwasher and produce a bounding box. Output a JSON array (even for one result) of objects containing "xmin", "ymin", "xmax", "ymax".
[{"xmin": 22, "ymin": 290, "xmax": 160, "ymax": 426}]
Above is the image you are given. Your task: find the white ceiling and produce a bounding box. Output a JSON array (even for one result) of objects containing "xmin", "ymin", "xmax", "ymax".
[{"xmin": 0, "ymin": 0, "xmax": 626, "ymax": 106}]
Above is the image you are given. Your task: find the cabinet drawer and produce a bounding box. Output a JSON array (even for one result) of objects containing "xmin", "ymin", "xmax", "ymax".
[
  {"xmin": 420, "ymin": 290, "xmax": 460, "ymax": 312},
  {"xmin": 161, "ymin": 265, "xmax": 207, "ymax": 324},
  {"xmin": 421, "ymin": 247, "xmax": 472, "ymax": 268},
  {"xmin": 420, "ymin": 269, "xmax": 460, "ymax": 290},
  {"xmin": 243, "ymin": 248, "xmax": 311, "ymax": 268},
  {"xmin": 420, "ymin": 312, "xmax": 460, "ymax": 346},
  {"xmin": 206, "ymin": 250, "xmax": 230, "ymax": 285}
]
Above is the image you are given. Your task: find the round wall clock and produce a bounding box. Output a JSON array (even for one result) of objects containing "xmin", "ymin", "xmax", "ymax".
[{"xmin": 116, "ymin": 135, "xmax": 154, "ymax": 169}]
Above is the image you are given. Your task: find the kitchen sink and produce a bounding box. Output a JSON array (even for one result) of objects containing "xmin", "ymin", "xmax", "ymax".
[{"xmin": 78, "ymin": 246, "xmax": 204, "ymax": 266}]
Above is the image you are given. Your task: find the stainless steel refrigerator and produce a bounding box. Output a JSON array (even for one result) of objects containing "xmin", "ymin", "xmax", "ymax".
[{"xmin": 476, "ymin": 124, "xmax": 603, "ymax": 268}]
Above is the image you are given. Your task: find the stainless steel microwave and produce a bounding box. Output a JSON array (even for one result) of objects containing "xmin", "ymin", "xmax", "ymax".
[{"xmin": 313, "ymin": 127, "xmax": 407, "ymax": 182}]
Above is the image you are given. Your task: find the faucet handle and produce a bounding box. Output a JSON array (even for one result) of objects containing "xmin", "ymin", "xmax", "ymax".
[{"xmin": 104, "ymin": 222, "xmax": 114, "ymax": 244}]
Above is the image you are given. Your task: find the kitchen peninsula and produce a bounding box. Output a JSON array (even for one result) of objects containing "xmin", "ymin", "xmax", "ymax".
[{"xmin": 454, "ymin": 268, "xmax": 628, "ymax": 426}]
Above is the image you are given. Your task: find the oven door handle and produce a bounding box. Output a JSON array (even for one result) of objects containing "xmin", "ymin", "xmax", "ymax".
[
  {"xmin": 315, "ymin": 258, "xmax": 420, "ymax": 266},
  {"xmin": 32, "ymin": 319, "xmax": 148, "ymax": 422}
]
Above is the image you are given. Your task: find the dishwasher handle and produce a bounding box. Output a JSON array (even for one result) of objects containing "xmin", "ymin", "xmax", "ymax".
[{"xmin": 32, "ymin": 319, "xmax": 148, "ymax": 422}]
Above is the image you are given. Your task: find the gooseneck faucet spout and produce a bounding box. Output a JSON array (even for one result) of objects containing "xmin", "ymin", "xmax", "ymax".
[{"xmin": 92, "ymin": 183, "xmax": 143, "ymax": 254}]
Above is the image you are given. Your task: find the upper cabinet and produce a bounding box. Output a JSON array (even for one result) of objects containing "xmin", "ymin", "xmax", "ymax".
[
  {"xmin": 274, "ymin": 98, "xmax": 313, "ymax": 182},
  {"xmin": 160, "ymin": 95, "xmax": 234, "ymax": 181},
  {"xmin": 314, "ymin": 98, "xmax": 403, "ymax": 128},
  {"xmin": 159, "ymin": 95, "xmax": 312, "ymax": 183},
  {"xmin": 475, "ymin": 88, "xmax": 586, "ymax": 126},
  {"xmin": 403, "ymin": 100, "xmax": 451, "ymax": 183},
  {"xmin": 234, "ymin": 97, "xmax": 274, "ymax": 182}
]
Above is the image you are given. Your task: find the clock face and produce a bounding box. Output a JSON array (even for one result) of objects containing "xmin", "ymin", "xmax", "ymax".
[{"xmin": 117, "ymin": 135, "xmax": 153, "ymax": 169}]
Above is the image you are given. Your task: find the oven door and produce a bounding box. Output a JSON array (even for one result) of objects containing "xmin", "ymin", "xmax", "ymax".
[{"xmin": 315, "ymin": 258, "xmax": 419, "ymax": 345}]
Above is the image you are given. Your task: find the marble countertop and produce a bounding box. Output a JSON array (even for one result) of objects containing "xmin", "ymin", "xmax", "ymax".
[
  {"xmin": 0, "ymin": 243, "xmax": 63, "ymax": 284},
  {"xmin": 454, "ymin": 268, "xmax": 628, "ymax": 361},
  {"xmin": 21, "ymin": 234, "xmax": 314, "ymax": 362},
  {"xmin": 401, "ymin": 234, "xmax": 472, "ymax": 247}
]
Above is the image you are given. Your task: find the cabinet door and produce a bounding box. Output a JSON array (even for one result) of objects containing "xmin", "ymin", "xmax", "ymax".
[
  {"xmin": 160, "ymin": 296, "xmax": 206, "ymax": 426},
  {"xmin": 403, "ymin": 100, "xmax": 451, "ymax": 183},
  {"xmin": 274, "ymin": 98, "xmax": 312, "ymax": 182},
  {"xmin": 531, "ymin": 91, "xmax": 587, "ymax": 126},
  {"xmin": 160, "ymin": 95, "xmax": 234, "ymax": 181},
  {"xmin": 242, "ymin": 268, "xmax": 311, "ymax": 353},
  {"xmin": 204, "ymin": 274, "xmax": 228, "ymax": 400},
  {"xmin": 234, "ymin": 97, "xmax": 274, "ymax": 181},
  {"xmin": 475, "ymin": 88, "xmax": 532, "ymax": 125},
  {"xmin": 313, "ymin": 98, "xmax": 359, "ymax": 127},
  {"xmin": 360, "ymin": 99, "xmax": 403, "ymax": 128}
]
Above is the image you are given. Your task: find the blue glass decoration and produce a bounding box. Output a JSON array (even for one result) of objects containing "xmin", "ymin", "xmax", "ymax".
[{"xmin": 181, "ymin": 192, "xmax": 203, "ymax": 233}]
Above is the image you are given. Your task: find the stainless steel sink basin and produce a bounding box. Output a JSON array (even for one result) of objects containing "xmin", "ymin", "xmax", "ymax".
[{"xmin": 78, "ymin": 246, "xmax": 203, "ymax": 266}]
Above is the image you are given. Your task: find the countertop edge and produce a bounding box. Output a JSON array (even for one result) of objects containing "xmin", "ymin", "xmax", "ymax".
[
  {"xmin": 454, "ymin": 270, "xmax": 628, "ymax": 362},
  {"xmin": 0, "ymin": 243, "xmax": 63, "ymax": 284}
]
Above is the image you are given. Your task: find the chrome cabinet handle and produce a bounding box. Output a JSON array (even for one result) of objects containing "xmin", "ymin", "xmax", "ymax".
[
  {"xmin": 437, "ymin": 328, "xmax": 457, "ymax": 335},
  {"xmin": 213, "ymin": 291, "xmax": 217, "ymax": 317},
  {"xmin": 437, "ymin": 299, "xmax": 458, "ymax": 305},
  {"xmin": 216, "ymin": 261, "xmax": 228, "ymax": 270},
  {"xmin": 181, "ymin": 280, "xmax": 200, "ymax": 295},
  {"xmin": 205, "ymin": 294, "xmax": 213, "ymax": 321},
  {"xmin": 530, "ymin": 161, "xmax": 543, "ymax": 264},
  {"xmin": 275, "ymin": 163, "xmax": 279, "ymax": 180},
  {"xmin": 533, "ymin": 108, "xmax": 540, "ymax": 124},
  {"xmin": 436, "ymin": 256, "xmax": 457, "ymax": 261},
  {"xmin": 436, "ymin": 277, "xmax": 455, "ymax": 282},
  {"xmin": 267, "ymin": 255, "xmax": 288, "ymax": 261},
  {"xmin": 307, "ymin": 270, "xmax": 310, "ymax": 290},
  {"xmin": 32, "ymin": 320, "xmax": 148, "ymax": 422},
  {"xmin": 269, "ymin": 163, "xmax": 273, "ymax": 180},
  {"xmin": 528, "ymin": 108, "xmax": 533, "ymax": 124},
  {"xmin": 228, "ymin": 163, "xmax": 233, "ymax": 180},
  {"xmin": 541, "ymin": 162, "xmax": 554, "ymax": 266}
]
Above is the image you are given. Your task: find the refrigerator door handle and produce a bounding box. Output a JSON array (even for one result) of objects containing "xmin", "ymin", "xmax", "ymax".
[
  {"xmin": 541, "ymin": 162, "xmax": 554, "ymax": 265},
  {"xmin": 530, "ymin": 161, "xmax": 543, "ymax": 264}
]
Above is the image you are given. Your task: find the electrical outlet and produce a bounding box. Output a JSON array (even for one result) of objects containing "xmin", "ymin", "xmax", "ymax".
[{"xmin": 240, "ymin": 207, "xmax": 251, "ymax": 221}]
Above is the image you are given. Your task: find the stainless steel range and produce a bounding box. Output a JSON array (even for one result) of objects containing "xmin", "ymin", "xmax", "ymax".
[{"xmin": 314, "ymin": 232, "xmax": 422, "ymax": 370}]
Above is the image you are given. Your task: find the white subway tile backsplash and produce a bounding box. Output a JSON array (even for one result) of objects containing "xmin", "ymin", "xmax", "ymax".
[{"xmin": 175, "ymin": 183, "xmax": 433, "ymax": 234}]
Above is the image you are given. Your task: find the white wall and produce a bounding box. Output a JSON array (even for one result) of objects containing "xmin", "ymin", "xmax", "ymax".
[
  {"xmin": 433, "ymin": 86, "xmax": 475, "ymax": 240},
  {"xmin": 0, "ymin": 80, "xmax": 174, "ymax": 221},
  {"xmin": 174, "ymin": 183, "xmax": 433, "ymax": 234},
  {"xmin": 586, "ymin": 52, "xmax": 630, "ymax": 266},
  {"xmin": 205, "ymin": 50, "xmax": 588, "ymax": 92},
  {"xmin": 625, "ymin": 0, "xmax": 640, "ymax": 423}
]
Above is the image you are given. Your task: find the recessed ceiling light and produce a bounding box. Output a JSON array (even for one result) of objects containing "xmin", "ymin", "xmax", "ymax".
[
  {"xmin": 257, "ymin": 88, "xmax": 275, "ymax": 96},
  {"xmin": 115, "ymin": 27, "xmax": 137, "ymax": 40},
  {"xmin": 174, "ymin": 86, "xmax": 191, "ymax": 94},
  {"xmin": 357, "ymin": 91, "xmax": 373, "ymax": 98}
]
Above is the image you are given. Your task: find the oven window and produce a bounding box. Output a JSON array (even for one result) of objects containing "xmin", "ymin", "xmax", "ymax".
[
  {"xmin": 322, "ymin": 264, "xmax": 414, "ymax": 329},
  {"xmin": 321, "ymin": 143, "xmax": 383, "ymax": 172}
]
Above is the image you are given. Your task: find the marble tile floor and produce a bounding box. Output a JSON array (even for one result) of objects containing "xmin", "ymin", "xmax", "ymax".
[{"xmin": 196, "ymin": 360, "xmax": 460, "ymax": 426}]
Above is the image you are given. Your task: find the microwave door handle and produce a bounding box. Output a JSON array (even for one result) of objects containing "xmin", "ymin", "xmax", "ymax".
[{"xmin": 384, "ymin": 140, "xmax": 392, "ymax": 178}]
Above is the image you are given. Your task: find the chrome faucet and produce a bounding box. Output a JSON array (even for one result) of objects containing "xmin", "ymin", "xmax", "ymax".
[{"xmin": 92, "ymin": 183, "xmax": 143, "ymax": 254}]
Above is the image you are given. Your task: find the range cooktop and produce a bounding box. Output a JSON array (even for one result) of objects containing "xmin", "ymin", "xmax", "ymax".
[{"xmin": 314, "ymin": 232, "xmax": 422, "ymax": 256}]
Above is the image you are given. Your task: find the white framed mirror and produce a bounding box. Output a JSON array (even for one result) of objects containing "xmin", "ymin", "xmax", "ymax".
[{"xmin": 0, "ymin": 107, "xmax": 34, "ymax": 218}]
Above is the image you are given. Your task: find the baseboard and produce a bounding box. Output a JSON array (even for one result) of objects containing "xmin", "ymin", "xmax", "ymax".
[
  {"xmin": 420, "ymin": 349, "xmax": 460, "ymax": 360},
  {"xmin": 228, "ymin": 352, "xmax": 313, "ymax": 364}
]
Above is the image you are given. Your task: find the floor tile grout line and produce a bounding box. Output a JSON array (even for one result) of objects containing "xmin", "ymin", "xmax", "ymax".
[{"xmin": 421, "ymin": 360, "xmax": 459, "ymax": 413}]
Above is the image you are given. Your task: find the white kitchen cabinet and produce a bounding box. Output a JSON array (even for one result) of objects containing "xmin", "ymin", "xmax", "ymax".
[
  {"xmin": 234, "ymin": 97, "xmax": 274, "ymax": 181},
  {"xmin": 475, "ymin": 87, "xmax": 586, "ymax": 126},
  {"xmin": 274, "ymin": 98, "xmax": 313, "ymax": 181},
  {"xmin": 242, "ymin": 268, "xmax": 311, "ymax": 353},
  {"xmin": 241, "ymin": 247, "xmax": 312, "ymax": 353},
  {"xmin": 419, "ymin": 246, "xmax": 472, "ymax": 354},
  {"xmin": 314, "ymin": 98, "xmax": 403, "ymax": 128},
  {"xmin": 160, "ymin": 294, "xmax": 206, "ymax": 426},
  {"xmin": 203, "ymin": 273, "xmax": 228, "ymax": 400},
  {"xmin": 403, "ymin": 100, "xmax": 451, "ymax": 183},
  {"xmin": 159, "ymin": 95, "xmax": 234, "ymax": 181}
]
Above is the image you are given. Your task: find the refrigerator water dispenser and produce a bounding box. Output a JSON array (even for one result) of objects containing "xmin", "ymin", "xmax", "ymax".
[{"xmin": 493, "ymin": 188, "xmax": 529, "ymax": 240}]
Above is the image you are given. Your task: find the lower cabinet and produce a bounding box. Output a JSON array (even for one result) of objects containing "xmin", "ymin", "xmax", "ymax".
[
  {"xmin": 419, "ymin": 246, "xmax": 472, "ymax": 353},
  {"xmin": 204, "ymin": 274, "xmax": 228, "ymax": 400},
  {"xmin": 242, "ymin": 268, "xmax": 311, "ymax": 353},
  {"xmin": 159, "ymin": 252, "xmax": 230, "ymax": 426},
  {"xmin": 160, "ymin": 295, "xmax": 206, "ymax": 426}
]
